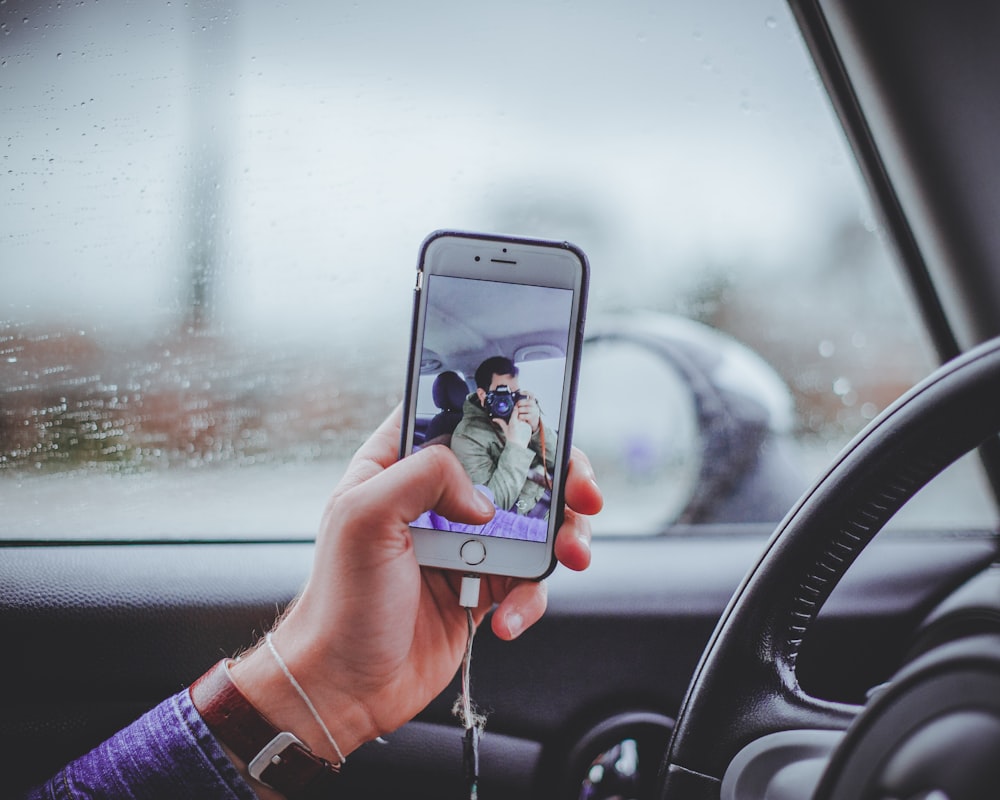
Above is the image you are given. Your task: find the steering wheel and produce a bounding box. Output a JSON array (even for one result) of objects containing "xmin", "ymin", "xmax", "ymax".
[{"xmin": 658, "ymin": 337, "xmax": 1000, "ymax": 799}]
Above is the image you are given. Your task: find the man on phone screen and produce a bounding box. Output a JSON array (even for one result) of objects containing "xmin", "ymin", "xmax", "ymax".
[{"xmin": 450, "ymin": 355, "xmax": 557, "ymax": 518}]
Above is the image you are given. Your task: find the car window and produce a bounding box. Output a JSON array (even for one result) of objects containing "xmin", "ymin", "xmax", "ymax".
[{"xmin": 3, "ymin": 0, "xmax": 995, "ymax": 539}]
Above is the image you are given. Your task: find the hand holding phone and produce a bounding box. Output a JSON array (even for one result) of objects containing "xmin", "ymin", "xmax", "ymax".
[{"xmin": 400, "ymin": 230, "xmax": 590, "ymax": 579}]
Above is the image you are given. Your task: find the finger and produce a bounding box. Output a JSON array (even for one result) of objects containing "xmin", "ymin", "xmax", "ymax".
[
  {"xmin": 345, "ymin": 444, "xmax": 495, "ymax": 532},
  {"xmin": 332, "ymin": 405, "xmax": 403, "ymax": 501},
  {"xmin": 491, "ymin": 579, "xmax": 548, "ymax": 641},
  {"xmin": 363, "ymin": 404, "xmax": 405, "ymax": 461},
  {"xmin": 551, "ymin": 449, "xmax": 602, "ymax": 572},
  {"xmin": 564, "ymin": 447, "xmax": 604, "ymax": 516},
  {"xmin": 554, "ymin": 509, "xmax": 592, "ymax": 572}
]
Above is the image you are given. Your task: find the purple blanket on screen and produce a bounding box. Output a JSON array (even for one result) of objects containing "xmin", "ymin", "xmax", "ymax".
[{"xmin": 412, "ymin": 508, "xmax": 546, "ymax": 542}]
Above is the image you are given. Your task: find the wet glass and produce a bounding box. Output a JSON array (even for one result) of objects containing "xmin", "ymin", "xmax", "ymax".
[{"xmin": 2, "ymin": 0, "xmax": 991, "ymax": 539}]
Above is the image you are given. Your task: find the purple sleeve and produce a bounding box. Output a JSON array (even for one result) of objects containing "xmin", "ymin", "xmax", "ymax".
[{"xmin": 22, "ymin": 689, "xmax": 260, "ymax": 800}]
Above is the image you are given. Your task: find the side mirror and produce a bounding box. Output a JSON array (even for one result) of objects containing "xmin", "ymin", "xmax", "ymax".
[{"xmin": 574, "ymin": 313, "xmax": 805, "ymax": 535}]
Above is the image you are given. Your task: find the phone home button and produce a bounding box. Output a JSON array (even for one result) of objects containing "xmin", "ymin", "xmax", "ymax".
[{"xmin": 460, "ymin": 539, "xmax": 487, "ymax": 566}]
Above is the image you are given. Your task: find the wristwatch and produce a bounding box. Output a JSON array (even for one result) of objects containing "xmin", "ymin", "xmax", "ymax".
[{"xmin": 190, "ymin": 659, "xmax": 342, "ymax": 799}]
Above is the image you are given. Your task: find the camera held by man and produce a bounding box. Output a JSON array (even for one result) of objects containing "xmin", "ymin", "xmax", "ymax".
[{"xmin": 483, "ymin": 385, "xmax": 527, "ymax": 423}]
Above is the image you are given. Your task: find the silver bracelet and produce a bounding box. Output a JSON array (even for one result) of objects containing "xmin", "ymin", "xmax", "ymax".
[{"xmin": 264, "ymin": 632, "xmax": 347, "ymax": 766}]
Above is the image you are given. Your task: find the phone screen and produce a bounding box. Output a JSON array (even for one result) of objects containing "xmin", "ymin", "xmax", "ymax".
[
  {"xmin": 409, "ymin": 273, "xmax": 574, "ymax": 542},
  {"xmin": 401, "ymin": 231, "xmax": 588, "ymax": 578}
]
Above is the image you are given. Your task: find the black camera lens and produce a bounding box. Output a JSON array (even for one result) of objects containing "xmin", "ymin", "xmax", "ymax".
[
  {"xmin": 484, "ymin": 385, "xmax": 524, "ymax": 422},
  {"xmin": 491, "ymin": 394, "xmax": 514, "ymax": 417}
]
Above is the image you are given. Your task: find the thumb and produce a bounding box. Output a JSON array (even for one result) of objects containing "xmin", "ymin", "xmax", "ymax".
[{"xmin": 340, "ymin": 445, "xmax": 496, "ymax": 533}]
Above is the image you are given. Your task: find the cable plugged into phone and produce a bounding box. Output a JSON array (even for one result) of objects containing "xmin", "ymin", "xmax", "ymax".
[
  {"xmin": 459, "ymin": 574, "xmax": 481, "ymax": 609},
  {"xmin": 456, "ymin": 574, "xmax": 484, "ymax": 799}
]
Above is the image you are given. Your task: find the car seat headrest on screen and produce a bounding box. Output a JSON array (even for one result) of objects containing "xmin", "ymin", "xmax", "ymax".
[
  {"xmin": 432, "ymin": 370, "xmax": 468, "ymax": 413},
  {"xmin": 425, "ymin": 371, "xmax": 469, "ymax": 442}
]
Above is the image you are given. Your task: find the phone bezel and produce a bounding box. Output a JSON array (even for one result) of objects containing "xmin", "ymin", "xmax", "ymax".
[{"xmin": 400, "ymin": 230, "xmax": 589, "ymax": 580}]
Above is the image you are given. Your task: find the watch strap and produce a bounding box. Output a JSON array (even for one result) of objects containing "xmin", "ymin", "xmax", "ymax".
[{"xmin": 190, "ymin": 659, "xmax": 341, "ymax": 799}]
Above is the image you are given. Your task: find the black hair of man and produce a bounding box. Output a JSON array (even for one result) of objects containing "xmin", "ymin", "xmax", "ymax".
[{"xmin": 474, "ymin": 356, "xmax": 518, "ymax": 391}]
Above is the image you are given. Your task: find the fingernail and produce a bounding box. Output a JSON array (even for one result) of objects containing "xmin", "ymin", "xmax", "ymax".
[
  {"xmin": 506, "ymin": 612, "xmax": 524, "ymax": 639},
  {"xmin": 589, "ymin": 476, "xmax": 604, "ymax": 502},
  {"xmin": 472, "ymin": 487, "xmax": 494, "ymax": 515}
]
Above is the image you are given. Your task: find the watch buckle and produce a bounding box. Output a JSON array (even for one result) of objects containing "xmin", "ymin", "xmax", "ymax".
[{"xmin": 248, "ymin": 731, "xmax": 307, "ymax": 786}]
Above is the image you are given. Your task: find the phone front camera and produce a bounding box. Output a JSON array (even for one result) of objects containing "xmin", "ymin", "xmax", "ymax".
[{"xmin": 475, "ymin": 256, "xmax": 481, "ymax": 262}]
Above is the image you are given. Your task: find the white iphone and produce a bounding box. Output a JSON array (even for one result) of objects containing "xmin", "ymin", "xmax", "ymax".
[{"xmin": 400, "ymin": 230, "xmax": 590, "ymax": 580}]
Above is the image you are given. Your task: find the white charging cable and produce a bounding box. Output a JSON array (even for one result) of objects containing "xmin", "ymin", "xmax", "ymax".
[{"xmin": 457, "ymin": 574, "xmax": 484, "ymax": 800}]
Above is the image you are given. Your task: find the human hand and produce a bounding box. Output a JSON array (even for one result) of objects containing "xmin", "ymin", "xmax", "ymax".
[
  {"xmin": 514, "ymin": 393, "xmax": 541, "ymax": 432},
  {"xmin": 493, "ymin": 414, "xmax": 533, "ymax": 447},
  {"xmin": 230, "ymin": 405, "xmax": 602, "ymax": 777}
]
